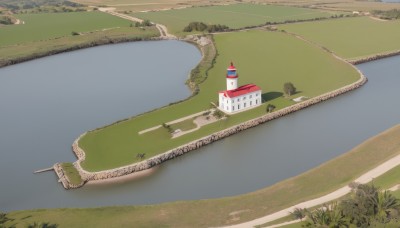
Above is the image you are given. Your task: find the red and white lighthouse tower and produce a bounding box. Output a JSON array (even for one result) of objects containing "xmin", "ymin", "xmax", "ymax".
[
  {"xmin": 226, "ymin": 62, "xmax": 238, "ymax": 91},
  {"xmin": 218, "ymin": 62, "xmax": 262, "ymax": 114}
]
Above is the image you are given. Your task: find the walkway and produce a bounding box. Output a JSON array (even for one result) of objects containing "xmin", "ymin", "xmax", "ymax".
[
  {"xmin": 98, "ymin": 7, "xmax": 176, "ymax": 39},
  {"xmin": 222, "ymin": 152, "xmax": 400, "ymax": 228}
]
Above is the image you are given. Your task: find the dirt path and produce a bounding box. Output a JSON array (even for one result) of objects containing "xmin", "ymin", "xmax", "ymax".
[
  {"xmin": 222, "ymin": 152, "xmax": 400, "ymax": 228},
  {"xmin": 98, "ymin": 7, "xmax": 176, "ymax": 39}
]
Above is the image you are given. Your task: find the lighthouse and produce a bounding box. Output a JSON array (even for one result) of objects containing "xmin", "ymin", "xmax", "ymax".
[
  {"xmin": 226, "ymin": 62, "xmax": 238, "ymax": 91},
  {"xmin": 218, "ymin": 62, "xmax": 262, "ymax": 114}
]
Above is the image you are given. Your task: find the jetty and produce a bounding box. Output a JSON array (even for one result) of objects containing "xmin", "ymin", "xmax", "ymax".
[{"xmin": 34, "ymin": 167, "xmax": 54, "ymax": 174}]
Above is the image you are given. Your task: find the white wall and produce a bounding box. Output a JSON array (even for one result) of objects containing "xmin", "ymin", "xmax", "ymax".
[{"xmin": 219, "ymin": 90, "xmax": 262, "ymax": 113}]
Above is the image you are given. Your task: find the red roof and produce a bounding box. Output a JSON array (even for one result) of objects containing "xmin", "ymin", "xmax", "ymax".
[{"xmin": 219, "ymin": 84, "xmax": 261, "ymax": 98}]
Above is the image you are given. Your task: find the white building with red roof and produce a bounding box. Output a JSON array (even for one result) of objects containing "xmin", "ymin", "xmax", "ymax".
[{"xmin": 218, "ymin": 63, "xmax": 262, "ymax": 113}]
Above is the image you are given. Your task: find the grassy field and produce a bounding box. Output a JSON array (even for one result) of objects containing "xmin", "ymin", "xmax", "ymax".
[
  {"xmin": 281, "ymin": 16, "xmax": 400, "ymax": 60},
  {"xmin": 0, "ymin": 11, "xmax": 133, "ymax": 47},
  {"xmin": 131, "ymin": 4, "xmax": 344, "ymax": 35},
  {"xmin": 6, "ymin": 124, "xmax": 400, "ymax": 227},
  {"xmin": 78, "ymin": 29, "xmax": 360, "ymax": 171}
]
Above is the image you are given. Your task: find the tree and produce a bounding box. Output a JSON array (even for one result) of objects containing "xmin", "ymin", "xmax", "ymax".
[
  {"xmin": 341, "ymin": 184, "xmax": 400, "ymax": 226},
  {"xmin": 283, "ymin": 82, "xmax": 296, "ymax": 96},
  {"xmin": 136, "ymin": 153, "xmax": 146, "ymax": 160},
  {"xmin": 27, "ymin": 222, "xmax": 58, "ymax": 228},
  {"xmin": 303, "ymin": 202, "xmax": 347, "ymax": 227},
  {"xmin": 266, "ymin": 104, "xmax": 276, "ymax": 113},
  {"xmin": 290, "ymin": 208, "xmax": 306, "ymax": 221}
]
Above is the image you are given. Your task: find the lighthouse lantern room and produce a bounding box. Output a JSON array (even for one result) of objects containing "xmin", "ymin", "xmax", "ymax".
[{"xmin": 218, "ymin": 62, "xmax": 262, "ymax": 114}]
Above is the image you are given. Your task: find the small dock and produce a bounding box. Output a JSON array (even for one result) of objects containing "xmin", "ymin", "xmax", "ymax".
[{"xmin": 34, "ymin": 167, "xmax": 54, "ymax": 174}]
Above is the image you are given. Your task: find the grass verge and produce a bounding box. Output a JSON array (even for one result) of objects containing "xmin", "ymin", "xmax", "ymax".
[{"xmin": 6, "ymin": 124, "xmax": 400, "ymax": 227}]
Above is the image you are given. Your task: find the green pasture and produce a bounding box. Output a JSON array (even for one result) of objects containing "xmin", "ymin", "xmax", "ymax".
[
  {"xmin": 0, "ymin": 11, "xmax": 132, "ymax": 47},
  {"xmin": 132, "ymin": 4, "xmax": 342, "ymax": 35},
  {"xmin": 79, "ymin": 30, "xmax": 360, "ymax": 171},
  {"xmin": 6, "ymin": 125, "xmax": 400, "ymax": 227},
  {"xmin": 281, "ymin": 17, "xmax": 400, "ymax": 60}
]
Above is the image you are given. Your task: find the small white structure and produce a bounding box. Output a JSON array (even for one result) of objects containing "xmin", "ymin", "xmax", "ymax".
[{"xmin": 218, "ymin": 63, "xmax": 262, "ymax": 113}]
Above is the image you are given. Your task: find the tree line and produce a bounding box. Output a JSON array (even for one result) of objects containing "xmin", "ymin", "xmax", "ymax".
[
  {"xmin": 183, "ymin": 22, "xmax": 229, "ymax": 33},
  {"xmin": 372, "ymin": 9, "xmax": 400, "ymax": 20},
  {"xmin": 291, "ymin": 184, "xmax": 400, "ymax": 227}
]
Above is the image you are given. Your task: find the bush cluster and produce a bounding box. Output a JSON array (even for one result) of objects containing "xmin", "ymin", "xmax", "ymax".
[{"xmin": 183, "ymin": 22, "xmax": 229, "ymax": 33}]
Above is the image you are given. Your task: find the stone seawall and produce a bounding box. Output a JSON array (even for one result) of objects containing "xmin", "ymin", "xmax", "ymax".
[
  {"xmin": 65, "ymin": 72, "xmax": 367, "ymax": 187},
  {"xmin": 349, "ymin": 50, "xmax": 400, "ymax": 65}
]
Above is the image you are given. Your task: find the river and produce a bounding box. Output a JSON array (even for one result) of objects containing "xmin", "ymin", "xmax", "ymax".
[{"xmin": 1, "ymin": 40, "xmax": 400, "ymax": 212}]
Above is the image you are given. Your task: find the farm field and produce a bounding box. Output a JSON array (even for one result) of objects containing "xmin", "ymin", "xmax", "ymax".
[
  {"xmin": 131, "ymin": 4, "xmax": 344, "ymax": 35},
  {"xmin": 0, "ymin": 11, "xmax": 133, "ymax": 47},
  {"xmin": 281, "ymin": 17, "xmax": 400, "ymax": 60},
  {"xmin": 79, "ymin": 29, "xmax": 360, "ymax": 171},
  {"xmin": 6, "ymin": 124, "xmax": 400, "ymax": 227}
]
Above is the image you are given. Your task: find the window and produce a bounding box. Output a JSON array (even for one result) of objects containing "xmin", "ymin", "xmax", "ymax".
[
  {"xmin": 243, "ymin": 96, "xmax": 246, "ymax": 100},
  {"xmin": 226, "ymin": 100, "xmax": 228, "ymax": 104},
  {"xmin": 250, "ymin": 95, "xmax": 252, "ymax": 98},
  {"xmin": 237, "ymin": 99, "xmax": 239, "ymax": 102},
  {"xmin": 256, "ymin": 93, "xmax": 259, "ymax": 96},
  {"xmin": 256, "ymin": 100, "xmax": 258, "ymax": 104},
  {"xmin": 232, "ymin": 106, "xmax": 235, "ymax": 111},
  {"xmin": 244, "ymin": 103, "xmax": 247, "ymax": 108},
  {"xmin": 232, "ymin": 99, "xmax": 234, "ymax": 104},
  {"xmin": 238, "ymin": 104, "xmax": 240, "ymax": 110},
  {"xmin": 250, "ymin": 101, "xmax": 252, "ymax": 106}
]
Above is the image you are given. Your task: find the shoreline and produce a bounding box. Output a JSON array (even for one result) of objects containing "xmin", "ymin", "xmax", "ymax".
[{"xmin": 0, "ymin": 35, "xmax": 170, "ymax": 69}]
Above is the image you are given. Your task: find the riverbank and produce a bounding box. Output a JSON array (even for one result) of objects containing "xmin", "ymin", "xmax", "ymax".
[
  {"xmin": 348, "ymin": 49, "xmax": 400, "ymax": 65},
  {"xmin": 7, "ymin": 123, "xmax": 400, "ymax": 227},
  {"xmin": 0, "ymin": 31, "xmax": 161, "ymax": 69}
]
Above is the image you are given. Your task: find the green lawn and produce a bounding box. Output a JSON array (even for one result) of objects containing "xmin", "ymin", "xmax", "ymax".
[
  {"xmin": 79, "ymin": 29, "xmax": 360, "ymax": 171},
  {"xmin": 281, "ymin": 17, "xmax": 400, "ymax": 60},
  {"xmin": 132, "ymin": 4, "xmax": 343, "ymax": 35},
  {"xmin": 6, "ymin": 125, "xmax": 400, "ymax": 228},
  {"xmin": 0, "ymin": 11, "xmax": 133, "ymax": 47}
]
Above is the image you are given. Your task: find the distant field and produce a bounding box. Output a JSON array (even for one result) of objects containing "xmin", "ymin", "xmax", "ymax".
[
  {"xmin": 281, "ymin": 17, "xmax": 400, "ymax": 60},
  {"xmin": 132, "ymin": 4, "xmax": 343, "ymax": 35},
  {"xmin": 79, "ymin": 30, "xmax": 359, "ymax": 171},
  {"xmin": 0, "ymin": 11, "xmax": 132, "ymax": 46}
]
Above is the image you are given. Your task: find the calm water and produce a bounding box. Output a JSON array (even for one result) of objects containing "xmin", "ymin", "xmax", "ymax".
[{"xmin": 1, "ymin": 41, "xmax": 400, "ymax": 212}]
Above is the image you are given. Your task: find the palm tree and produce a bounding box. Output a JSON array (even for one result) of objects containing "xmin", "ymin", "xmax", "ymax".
[
  {"xmin": 372, "ymin": 190, "xmax": 400, "ymax": 223},
  {"xmin": 304, "ymin": 203, "xmax": 347, "ymax": 227}
]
